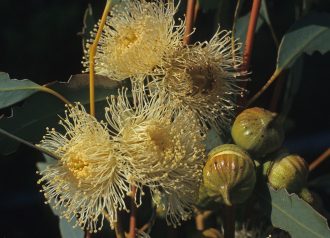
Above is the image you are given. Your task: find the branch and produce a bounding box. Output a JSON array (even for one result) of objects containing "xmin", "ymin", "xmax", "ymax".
[
  {"xmin": 242, "ymin": 0, "xmax": 262, "ymax": 71},
  {"xmin": 309, "ymin": 148, "xmax": 330, "ymax": 171},
  {"xmin": 183, "ymin": 0, "xmax": 196, "ymax": 45},
  {"xmin": 128, "ymin": 186, "xmax": 137, "ymax": 238}
]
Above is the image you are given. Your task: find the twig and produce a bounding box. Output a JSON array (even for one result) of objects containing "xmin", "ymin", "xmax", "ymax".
[
  {"xmin": 183, "ymin": 0, "xmax": 196, "ymax": 45},
  {"xmin": 309, "ymin": 148, "xmax": 330, "ymax": 171},
  {"xmin": 114, "ymin": 221, "xmax": 125, "ymax": 238},
  {"xmin": 224, "ymin": 205, "xmax": 235, "ymax": 238},
  {"xmin": 194, "ymin": 0, "xmax": 200, "ymax": 23},
  {"xmin": 269, "ymin": 73, "xmax": 285, "ymax": 111},
  {"xmin": 138, "ymin": 206, "xmax": 156, "ymax": 233},
  {"xmin": 129, "ymin": 186, "xmax": 137, "ymax": 238},
  {"xmin": 238, "ymin": 0, "xmax": 262, "ymax": 107},
  {"xmin": 194, "ymin": 208, "xmax": 213, "ymax": 231},
  {"xmin": 103, "ymin": 210, "xmax": 125, "ymax": 238},
  {"xmin": 242, "ymin": 0, "xmax": 262, "ymax": 71},
  {"xmin": 37, "ymin": 86, "xmax": 72, "ymax": 105},
  {"xmin": 247, "ymin": 69, "xmax": 281, "ymax": 106},
  {"xmin": 89, "ymin": 0, "xmax": 112, "ymax": 116},
  {"xmin": 84, "ymin": 231, "xmax": 92, "ymax": 238}
]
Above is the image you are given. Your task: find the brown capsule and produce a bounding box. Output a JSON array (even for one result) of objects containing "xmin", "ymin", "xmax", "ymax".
[
  {"xmin": 203, "ymin": 144, "xmax": 256, "ymax": 206},
  {"xmin": 267, "ymin": 154, "xmax": 308, "ymax": 193},
  {"xmin": 231, "ymin": 107, "xmax": 284, "ymax": 157}
]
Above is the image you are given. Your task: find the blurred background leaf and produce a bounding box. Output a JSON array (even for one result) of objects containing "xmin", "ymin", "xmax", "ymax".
[{"xmin": 0, "ymin": 74, "xmax": 121, "ymax": 155}]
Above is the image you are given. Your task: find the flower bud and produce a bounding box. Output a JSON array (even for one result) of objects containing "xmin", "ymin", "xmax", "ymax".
[{"xmin": 203, "ymin": 144, "xmax": 256, "ymax": 206}]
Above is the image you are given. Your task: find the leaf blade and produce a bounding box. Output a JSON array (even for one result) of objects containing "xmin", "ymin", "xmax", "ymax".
[
  {"xmin": 277, "ymin": 13, "xmax": 330, "ymax": 70},
  {"xmin": 0, "ymin": 72, "xmax": 41, "ymax": 109},
  {"xmin": 260, "ymin": 185, "xmax": 330, "ymax": 238}
]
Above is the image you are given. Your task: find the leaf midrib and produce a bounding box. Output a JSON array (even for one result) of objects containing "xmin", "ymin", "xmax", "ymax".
[{"xmin": 271, "ymin": 198, "xmax": 325, "ymax": 238}]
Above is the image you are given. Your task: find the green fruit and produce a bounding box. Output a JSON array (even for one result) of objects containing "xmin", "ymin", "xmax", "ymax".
[
  {"xmin": 203, "ymin": 144, "xmax": 256, "ymax": 206},
  {"xmin": 267, "ymin": 154, "xmax": 308, "ymax": 193},
  {"xmin": 231, "ymin": 107, "xmax": 284, "ymax": 157}
]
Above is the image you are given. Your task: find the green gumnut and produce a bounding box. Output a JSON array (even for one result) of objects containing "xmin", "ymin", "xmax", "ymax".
[
  {"xmin": 231, "ymin": 107, "xmax": 284, "ymax": 157},
  {"xmin": 267, "ymin": 154, "xmax": 308, "ymax": 193}
]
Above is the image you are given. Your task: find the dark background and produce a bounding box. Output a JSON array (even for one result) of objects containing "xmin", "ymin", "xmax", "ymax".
[{"xmin": 0, "ymin": 0, "xmax": 329, "ymax": 237}]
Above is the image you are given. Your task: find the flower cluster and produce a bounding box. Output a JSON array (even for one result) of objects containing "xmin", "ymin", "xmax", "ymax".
[{"xmin": 38, "ymin": 0, "xmax": 247, "ymax": 234}]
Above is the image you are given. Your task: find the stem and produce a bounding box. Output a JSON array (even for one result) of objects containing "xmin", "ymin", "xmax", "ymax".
[
  {"xmin": 138, "ymin": 206, "xmax": 156, "ymax": 233},
  {"xmin": 309, "ymin": 148, "xmax": 330, "ymax": 171},
  {"xmin": 129, "ymin": 186, "xmax": 137, "ymax": 238},
  {"xmin": 269, "ymin": 73, "xmax": 285, "ymax": 111},
  {"xmin": 89, "ymin": 0, "xmax": 112, "ymax": 116},
  {"xmin": 0, "ymin": 128, "xmax": 60, "ymax": 160},
  {"xmin": 247, "ymin": 69, "xmax": 281, "ymax": 106},
  {"xmin": 224, "ymin": 205, "xmax": 235, "ymax": 238},
  {"xmin": 114, "ymin": 222, "xmax": 125, "ymax": 238},
  {"xmin": 183, "ymin": 0, "xmax": 196, "ymax": 45},
  {"xmin": 194, "ymin": 208, "xmax": 212, "ymax": 231},
  {"xmin": 84, "ymin": 231, "xmax": 92, "ymax": 238},
  {"xmin": 1, "ymin": 86, "xmax": 71, "ymax": 106},
  {"xmin": 103, "ymin": 210, "xmax": 125, "ymax": 238},
  {"xmin": 39, "ymin": 86, "xmax": 72, "ymax": 105},
  {"xmin": 242, "ymin": 0, "xmax": 261, "ymax": 71},
  {"xmin": 238, "ymin": 0, "xmax": 261, "ymax": 107}
]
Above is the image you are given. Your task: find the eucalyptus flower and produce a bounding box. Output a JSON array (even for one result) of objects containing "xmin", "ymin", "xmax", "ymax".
[
  {"xmin": 83, "ymin": 0, "xmax": 184, "ymax": 82},
  {"xmin": 37, "ymin": 103, "xmax": 130, "ymax": 232},
  {"xmin": 152, "ymin": 29, "xmax": 247, "ymax": 133},
  {"xmin": 105, "ymin": 89, "xmax": 206, "ymax": 226}
]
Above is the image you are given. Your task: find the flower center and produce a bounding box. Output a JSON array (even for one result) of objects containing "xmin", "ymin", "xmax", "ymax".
[
  {"xmin": 187, "ymin": 67, "xmax": 215, "ymax": 96},
  {"xmin": 115, "ymin": 26, "xmax": 139, "ymax": 51},
  {"xmin": 147, "ymin": 125, "xmax": 171, "ymax": 152},
  {"xmin": 64, "ymin": 151, "xmax": 91, "ymax": 181}
]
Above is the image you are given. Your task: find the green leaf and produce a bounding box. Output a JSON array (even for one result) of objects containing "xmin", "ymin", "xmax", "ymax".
[
  {"xmin": 0, "ymin": 72, "xmax": 41, "ymax": 109},
  {"xmin": 0, "ymin": 74, "xmax": 121, "ymax": 155},
  {"xmin": 59, "ymin": 219, "xmax": 84, "ymax": 238},
  {"xmin": 277, "ymin": 13, "xmax": 330, "ymax": 70},
  {"xmin": 260, "ymin": 185, "xmax": 330, "ymax": 238}
]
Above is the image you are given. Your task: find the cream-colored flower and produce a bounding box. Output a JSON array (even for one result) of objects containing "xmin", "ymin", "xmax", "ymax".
[
  {"xmin": 83, "ymin": 0, "xmax": 184, "ymax": 82},
  {"xmin": 37, "ymin": 103, "xmax": 130, "ymax": 233},
  {"xmin": 152, "ymin": 29, "xmax": 247, "ymax": 133},
  {"xmin": 105, "ymin": 89, "xmax": 205, "ymax": 226}
]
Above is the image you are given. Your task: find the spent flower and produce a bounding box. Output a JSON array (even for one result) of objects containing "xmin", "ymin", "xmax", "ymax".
[{"xmin": 151, "ymin": 29, "xmax": 247, "ymax": 133}]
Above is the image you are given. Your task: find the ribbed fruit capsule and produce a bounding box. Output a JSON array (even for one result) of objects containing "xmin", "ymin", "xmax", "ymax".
[
  {"xmin": 231, "ymin": 107, "xmax": 284, "ymax": 157},
  {"xmin": 203, "ymin": 144, "xmax": 256, "ymax": 206},
  {"xmin": 266, "ymin": 154, "xmax": 308, "ymax": 193}
]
